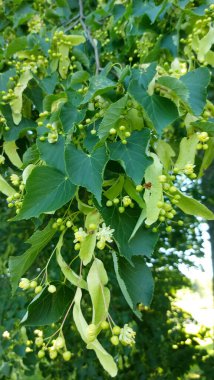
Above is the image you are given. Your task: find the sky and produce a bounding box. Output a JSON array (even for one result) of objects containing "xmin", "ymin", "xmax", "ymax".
[{"xmin": 179, "ymin": 222, "xmax": 213, "ymax": 280}]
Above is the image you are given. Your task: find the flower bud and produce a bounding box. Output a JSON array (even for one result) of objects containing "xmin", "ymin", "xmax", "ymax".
[{"xmin": 19, "ymin": 278, "xmax": 30, "ymax": 290}]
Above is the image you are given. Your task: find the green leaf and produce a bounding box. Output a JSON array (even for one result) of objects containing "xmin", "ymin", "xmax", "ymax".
[
  {"xmin": 14, "ymin": 166, "xmax": 76, "ymax": 220},
  {"xmin": 129, "ymin": 225, "xmax": 159, "ymax": 258},
  {"xmin": 87, "ymin": 259, "xmax": 110, "ymax": 326},
  {"xmin": 22, "ymin": 284, "xmax": 73, "ymax": 326},
  {"xmin": 144, "ymin": 153, "xmax": 163, "ymax": 225},
  {"xmin": 176, "ymin": 191, "xmax": 214, "ymax": 220},
  {"xmin": 43, "ymin": 92, "xmax": 67, "ymax": 113},
  {"xmin": 198, "ymin": 137, "xmax": 214, "ymax": 177},
  {"xmin": 56, "ymin": 234, "xmax": 88, "ymax": 290},
  {"xmin": 65, "ymin": 144, "xmax": 108, "ymax": 204},
  {"xmin": 82, "ymin": 75, "xmax": 115, "ymax": 104},
  {"xmin": 129, "ymin": 208, "xmax": 147, "ymax": 239},
  {"xmin": 191, "ymin": 121, "xmax": 214, "ymax": 136},
  {"xmin": 10, "ymin": 69, "xmax": 33, "ymax": 124},
  {"xmin": 22, "ymin": 144, "xmax": 40, "ymax": 167},
  {"xmin": 180, "ymin": 68, "xmax": 210, "ymax": 115},
  {"xmin": 175, "ymin": 134, "xmax": 198, "ymax": 170},
  {"xmin": 73, "ymin": 288, "xmax": 118, "ymax": 377},
  {"xmin": 37, "ymin": 135, "xmax": 66, "ymax": 173},
  {"xmin": 157, "ymin": 76, "xmax": 189, "ymax": 103},
  {"xmin": 113, "ymin": 253, "xmax": 154, "ymax": 319},
  {"xmin": 1, "ymin": 105, "xmax": 37, "ymax": 141},
  {"xmin": 109, "ymin": 129, "xmax": 152, "ymax": 184},
  {"xmin": 72, "ymin": 47, "xmax": 90, "ymax": 68},
  {"xmin": 69, "ymin": 70, "xmax": 89, "ymax": 86},
  {"xmin": 133, "ymin": 0, "xmax": 167, "ymax": 22},
  {"xmin": 98, "ymin": 95, "xmax": 128, "ymax": 139},
  {"xmin": 6, "ymin": 37, "xmax": 28, "ymax": 58},
  {"xmin": 128, "ymin": 76, "xmax": 178, "ymax": 134},
  {"xmin": 60, "ymin": 93, "xmax": 86, "ymax": 133},
  {"xmin": 35, "ymin": 72, "xmax": 58, "ymax": 94},
  {"xmin": 103, "ymin": 175, "xmax": 124, "ymax": 200},
  {"xmin": 97, "ymin": 202, "xmax": 157, "ymax": 260},
  {"xmin": 96, "ymin": 203, "xmax": 141, "ymax": 260},
  {"xmin": 9, "ymin": 222, "xmax": 56, "ymax": 293},
  {"xmin": 3, "ymin": 141, "xmax": 22, "ymax": 168},
  {"xmin": 155, "ymin": 140, "xmax": 175, "ymax": 172},
  {"xmin": 0, "ymin": 175, "xmax": 16, "ymax": 197},
  {"xmin": 0, "ymin": 69, "xmax": 16, "ymax": 92},
  {"xmin": 126, "ymin": 108, "xmax": 144, "ymax": 131}
]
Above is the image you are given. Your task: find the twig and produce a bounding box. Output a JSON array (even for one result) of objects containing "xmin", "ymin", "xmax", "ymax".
[
  {"xmin": 78, "ymin": 0, "xmax": 100, "ymax": 75},
  {"xmin": 64, "ymin": 19, "xmax": 80, "ymax": 33},
  {"xmin": 61, "ymin": 13, "xmax": 80, "ymax": 27}
]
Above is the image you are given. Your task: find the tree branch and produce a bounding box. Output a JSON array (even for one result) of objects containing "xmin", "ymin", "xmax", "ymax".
[{"xmin": 78, "ymin": 0, "xmax": 100, "ymax": 75}]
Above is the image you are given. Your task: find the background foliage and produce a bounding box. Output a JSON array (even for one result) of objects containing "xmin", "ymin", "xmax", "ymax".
[{"xmin": 0, "ymin": 0, "xmax": 214, "ymax": 379}]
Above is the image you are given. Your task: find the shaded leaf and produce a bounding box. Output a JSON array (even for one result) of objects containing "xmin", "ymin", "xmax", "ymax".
[
  {"xmin": 98, "ymin": 95, "xmax": 128, "ymax": 139},
  {"xmin": 14, "ymin": 166, "xmax": 76, "ymax": 220},
  {"xmin": 65, "ymin": 144, "xmax": 108, "ymax": 204},
  {"xmin": 109, "ymin": 129, "xmax": 152, "ymax": 184},
  {"xmin": 180, "ymin": 68, "xmax": 210, "ymax": 115},
  {"xmin": 9, "ymin": 222, "xmax": 56, "ymax": 293},
  {"xmin": 113, "ymin": 253, "xmax": 154, "ymax": 319},
  {"xmin": 82, "ymin": 75, "xmax": 115, "ymax": 104},
  {"xmin": 37, "ymin": 135, "xmax": 66, "ymax": 173},
  {"xmin": 22, "ymin": 284, "xmax": 73, "ymax": 326}
]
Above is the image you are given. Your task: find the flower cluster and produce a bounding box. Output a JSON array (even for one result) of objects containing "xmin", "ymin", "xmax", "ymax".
[
  {"xmin": 119, "ymin": 324, "xmax": 136, "ymax": 347},
  {"xmin": 73, "ymin": 223, "xmax": 114, "ymax": 250}
]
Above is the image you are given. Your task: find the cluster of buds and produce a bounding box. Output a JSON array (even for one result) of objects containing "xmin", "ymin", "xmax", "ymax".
[
  {"xmin": 173, "ymin": 164, "xmax": 197, "ymax": 180},
  {"xmin": 7, "ymin": 191, "xmax": 23, "ymax": 214},
  {"xmin": 87, "ymin": 321, "xmax": 136, "ymax": 348},
  {"xmin": 27, "ymin": 15, "xmax": 44, "ymax": 34},
  {"xmin": 183, "ymin": 163, "xmax": 197, "ymax": 179},
  {"xmin": 19, "ymin": 277, "xmax": 43, "ymax": 294},
  {"xmin": 52, "ymin": 217, "xmax": 73, "ymax": 231},
  {"xmin": 39, "ymin": 122, "xmax": 60, "ymax": 144},
  {"xmin": 106, "ymin": 195, "xmax": 134, "ymax": 214},
  {"xmin": 19, "ymin": 277, "xmax": 57, "ymax": 295},
  {"xmin": 33, "ymin": 331, "xmax": 72, "ymax": 361},
  {"xmin": 109, "ymin": 124, "xmax": 131, "ymax": 145},
  {"xmin": 10, "ymin": 55, "xmax": 48, "ymax": 75},
  {"xmin": 110, "ymin": 324, "xmax": 136, "ymax": 347},
  {"xmin": 197, "ymin": 131, "xmax": 209, "ymax": 150},
  {"xmin": 135, "ymin": 32, "xmax": 156, "ymax": 62},
  {"xmin": 1, "ymin": 88, "xmax": 17, "ymax": 103}
]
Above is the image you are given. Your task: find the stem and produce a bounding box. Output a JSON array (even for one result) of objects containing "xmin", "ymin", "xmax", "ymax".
[{"xmin": 78, "ymin": 0, "xmax": 100, "ymax": 74}]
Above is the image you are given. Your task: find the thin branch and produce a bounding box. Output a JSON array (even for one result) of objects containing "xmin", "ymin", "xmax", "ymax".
[{"xmin": 78, "ymin": 0, "xmax": 100, "ymax": 75}]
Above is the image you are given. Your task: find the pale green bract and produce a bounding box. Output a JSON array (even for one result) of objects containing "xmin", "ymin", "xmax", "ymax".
[{"xmin": 144, "ymin": 153, "xmax": 163, "ymax": 226}]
